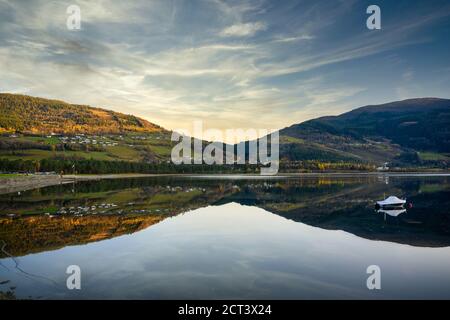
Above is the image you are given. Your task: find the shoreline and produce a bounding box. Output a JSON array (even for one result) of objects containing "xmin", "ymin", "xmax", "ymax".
[
  {"xmin": 0, "ymin": 171, "xmax": 449, "ymax": 195},
  {"xmin": 0, "ymin": 175, "xmax": 73, "ymax": 195}
]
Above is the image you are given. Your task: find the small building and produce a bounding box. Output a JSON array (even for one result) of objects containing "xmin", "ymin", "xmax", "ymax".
[{"xmin": 376, "ymin": 162, "xmax": 389, "ymax": 171}]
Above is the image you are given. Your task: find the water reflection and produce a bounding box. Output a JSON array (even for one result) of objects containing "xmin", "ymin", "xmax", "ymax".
[
  {"xmin": 0, "ymin": 175, "xmax": 449, "ymax": 299},
  {"xmin": 1, "ymin": 202, "xmax": 450, "ymax": 299},
  {"xmin": 1, "ymin": 176, "xmax": 449, "ymax": 259},
  {"xmin": 377, "ymin": 208, "xmax": 406, "ymax": 217}
]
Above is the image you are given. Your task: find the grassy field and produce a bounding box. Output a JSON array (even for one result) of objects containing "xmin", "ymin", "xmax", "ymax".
[
  {"xmin": 0, "ymin": 173, "xmax": 23, "ymax": 178},
  {"xmin": 0, "ymin": 132, "xmax": 175, "ymax": 162},
  {"xmin": 280, "ymin": 135, "xmax": 305, "ymax": 144},
  {"xmin": 0, "ymin": 149, "xmax": 117, "ymax": 161},
  {"xmin": 19, "ymin": 136, "xmax": 60, "ymax": 145},
  {"xmin": 418, "ymin": 152, "xmax": 450, "ymax": 161},
  {"xmin": 146, "ymin": 144, "xmax": 172, "ymax": 157},
  {"xmin": 106, "ymin": 145, "xmax": 142, "ymax": 161}
]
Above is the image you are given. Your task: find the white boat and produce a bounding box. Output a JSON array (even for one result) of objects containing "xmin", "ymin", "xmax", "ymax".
[{"xmin": 376, "ymin": 196, "xmax": 406, "ymax": 207}]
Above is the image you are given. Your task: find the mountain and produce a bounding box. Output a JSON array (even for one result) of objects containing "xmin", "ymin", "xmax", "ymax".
[
  {"xmin": 0, "ymin": 93, "xmax": 164, "ymax": 134},
  {"xmin": 0, "ymin": 93, "xmax": 448, "ymax": 169},
  {"xmin": 278, "ymin": 98, "xmax": 450, "ymax": 165}
]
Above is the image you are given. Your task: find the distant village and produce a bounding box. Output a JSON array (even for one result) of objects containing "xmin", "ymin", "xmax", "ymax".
[
  {"xmin": 6, "ymin": 132, "xmax": 166, "ymax": 148},
  {"xmin": 58, "ymin": 134, "xmax": 119, "ymax": 147}
]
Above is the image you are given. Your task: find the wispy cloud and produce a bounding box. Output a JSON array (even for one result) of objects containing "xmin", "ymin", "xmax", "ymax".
[
  {"xmin": 272, "ymin": 34, "xmax": 315, "ymax": 43},
  {"xmin": 0, "ymin": 0, "xmax": 449, "ymax": 137},
  {"xmin": 220, "ymin": 22, "xmax": 266, "ymax": 37}
]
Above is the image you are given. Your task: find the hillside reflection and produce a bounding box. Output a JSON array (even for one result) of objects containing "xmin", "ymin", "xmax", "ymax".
[{"xmin": 1, "ymin": 175, "xmax": 449, "ymax": 258}]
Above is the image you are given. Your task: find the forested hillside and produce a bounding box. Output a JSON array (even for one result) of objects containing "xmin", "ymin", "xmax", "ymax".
[
  {"xmin": 0, "ymin": 93, "xmax": 163, "ymax": 134},
  {"xmin": 0, "ymin": 94, "xmax": 448, "ymax": 173},
  {"xmin": 277, "ymin": 98, "xmax": 450, "ymax": 167}
]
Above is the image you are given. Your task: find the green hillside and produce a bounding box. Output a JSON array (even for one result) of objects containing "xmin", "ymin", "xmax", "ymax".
[
  {"xmin": 0, "ymin": 94, "xmax": 174, "ymax": 164},
  {"xmin": 0, "ymin": 93, "xmax": 448, "ymax": 172},
  {"xmin": 0, "ymin": 93, "xmax": 164, "ymax": 134},
  {"xmin": 278, "ymin": 98, "xmax": 450, "ymax": 167}
]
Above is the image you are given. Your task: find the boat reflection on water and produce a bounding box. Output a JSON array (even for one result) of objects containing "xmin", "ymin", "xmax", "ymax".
[
  {"xmin": 375, "ymin": 195, "xmax": 413, "ymax": 221},
  {"xmin": 377, "ymin": 208, "xmax": 407, "ymax": 221}
]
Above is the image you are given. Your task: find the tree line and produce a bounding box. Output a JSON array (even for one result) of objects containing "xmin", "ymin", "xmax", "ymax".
[
  {"xmin": 0, "ymin": 158, "xmax": 263, "ymax": 174},
  {"xmin": 0, "ymin": 157, "xmax": 383, "ymax": 174}
]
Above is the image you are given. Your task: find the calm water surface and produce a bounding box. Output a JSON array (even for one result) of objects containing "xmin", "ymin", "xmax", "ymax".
[{"xmin": 0, "ymin": 175, "xmax": 449, "ymax": 299}]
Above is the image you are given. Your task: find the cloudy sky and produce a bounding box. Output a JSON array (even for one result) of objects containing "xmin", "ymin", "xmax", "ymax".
[{"xmin": 1, "ymin": 0, "xmax": 449, "ymax": 135}]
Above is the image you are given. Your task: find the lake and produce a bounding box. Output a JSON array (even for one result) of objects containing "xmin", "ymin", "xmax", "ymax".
[{"xmin": 1, "ymin": 174, "xmax": 450, "ymax": 299}]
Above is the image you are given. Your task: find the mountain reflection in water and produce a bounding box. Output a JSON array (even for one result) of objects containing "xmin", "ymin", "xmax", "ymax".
[{"xmin": 0, "ymin": 175, "xmax": 449, "ymax": 299}]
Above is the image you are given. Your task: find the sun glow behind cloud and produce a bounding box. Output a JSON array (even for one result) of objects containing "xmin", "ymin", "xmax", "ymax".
[{"xmin": 0, "ymin": 0, "xmax": 449, "ymax": 139}]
